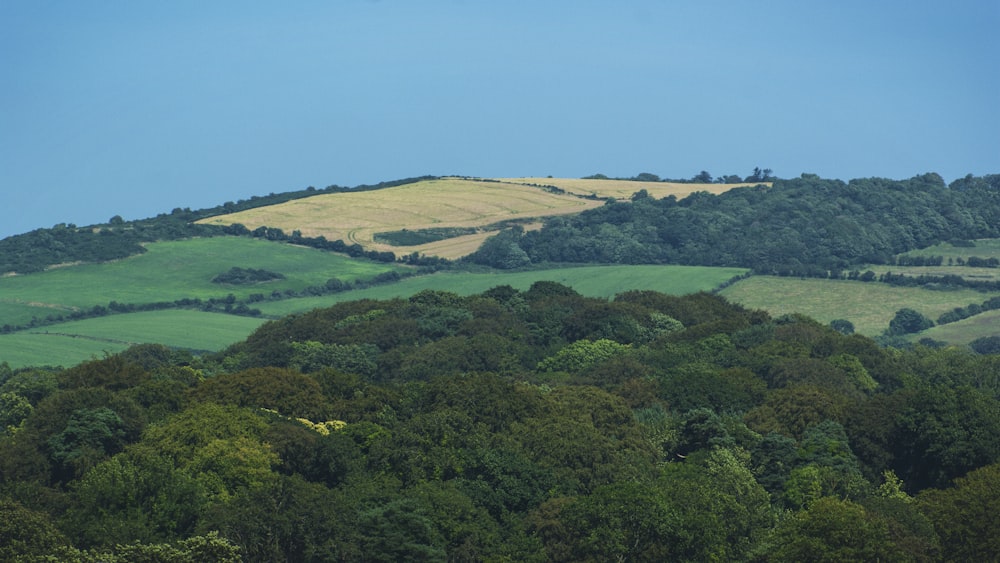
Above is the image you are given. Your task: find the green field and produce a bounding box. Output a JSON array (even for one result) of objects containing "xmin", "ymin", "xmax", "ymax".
[
  {"xmin": 0, "ymin": 310, "xmax": 268, "ymax": 368},
  {"xmin": 0, "ymin": 301, "xmax": 73, "ymax": 328},
  {"xmin": 866, "ymin": 264, "xmax": 1000, "ymax": 283},
  {"xmin": 0, "ymin": 333, "xmax": 130, "ymax": 369},
  {"xmin": 899, "ymin": 238, "xmax": 1000, "ymax": 260},
  {"xmin": 720, "ymin": 276, "xmax": 1000, "ymax": 336},
  {"xmin": 0, "ymin": 237, "xmax": 402, "ymax": 324},
  {"xmin": 256, "ymin": 265, "xmax": 748, "ymax": 317},
  {"xmin": 912, "ymin": 309, "xmax": 1000, "ymax": 346}
]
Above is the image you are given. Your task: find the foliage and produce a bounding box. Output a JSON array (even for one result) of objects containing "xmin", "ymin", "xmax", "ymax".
[
  {"xmin": 211, "ymin": 267, "xmax": 285, "ymax": 285},
  {"xmin": 887, "ymin": 308, "xmax": 934, "ymax": 336},
  {"xmin": 472, "ymin": 173, "xmax": 1000, "ymax": 273},
  {"xmin": 374, "ymin": 226, "xmax": 478, "ymax": 246},
  {"xmin": 536, "ymin": 338, "xmax": 630, "ymax": 374},
  {"xmin": 0, "ymin": 286, "xmax": 997, "ymax": 559},
  {"xmin": 917, "ymin": 463, "xmax": 1000, "ymax": 561},
  {"xmin": 766, "ymin": 497, "xmax": 898, "ymax": 562}
]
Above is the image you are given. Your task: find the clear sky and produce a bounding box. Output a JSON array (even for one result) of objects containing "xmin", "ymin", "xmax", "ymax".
[{"xmin": 2, "ymin": 1, "xmax": 998, "ymax": 239}]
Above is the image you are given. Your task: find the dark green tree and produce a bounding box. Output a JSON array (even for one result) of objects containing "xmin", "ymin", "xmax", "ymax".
[{"xmin": 887, "ymin": 308, "xmax": 934, "ymax": 335}]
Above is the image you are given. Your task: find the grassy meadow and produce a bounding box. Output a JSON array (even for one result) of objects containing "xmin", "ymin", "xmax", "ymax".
[
  {"xmin": 866, "ymin": 264, "xmax": 1000, "ymax": 283},
  {"xmin": 720, "ymin": 276, "xmax": 1000, "ymax": 336},
  {"xmin": 0, "ymin": 237, "xmax": 401, "ymax": 321},
  {"xmin": 196, "ymin": 178, "xmax": 606, "ymax": 259},
  {"xmin": 898, "ymin": 238, "xmax": 1000, "ymax": 260},
  {"xmin": 0, "ymin": 310, "xmax": 268, "ymax": 368},
  {"xmin": 256, "ymin": 265, "xmax": 748, "ymax": 317},
  {"xmin": 914, "ymin": 309, "xmax": 1000, "ymax": 346},
  {"xmin": 0, "ymin": 333, "xmax": 129, "ymax": 369},
  {"xmin": 492, "ymin": 177, "xmax": 765, "ymax": 200},
  {"xmin": 861, "ymin": 239, "xmax": 1000, "ymax": 283}
]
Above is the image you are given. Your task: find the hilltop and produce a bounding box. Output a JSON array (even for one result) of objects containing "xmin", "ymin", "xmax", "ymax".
[
  {"xmin": 2, "ymin": 172, "xmax": 1000, "ymax": 560},
  {"xmin": 195, "ymin": 177, "xmax": 755, "ymax": 260},
  {"xmin": 2, "ymin": 172, "xmax": 1000, "ymax": 370}
]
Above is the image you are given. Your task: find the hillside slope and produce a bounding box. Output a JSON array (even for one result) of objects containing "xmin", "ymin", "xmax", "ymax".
[{"xmin": 195, "ymin": 177, "xmax": 749, "ymax": 259}]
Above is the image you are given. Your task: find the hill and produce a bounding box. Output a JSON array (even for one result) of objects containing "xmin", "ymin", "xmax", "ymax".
[
  {"xmin": 194, "ymin": 177, "xmax": 753, "ymax": 260},
  {"xmin": 0, "ymin": 264, "xmax": 745, "ymax": 368},
  {"xmin": 3, "ymin": 172, "xmax": 1000, "ymax": 560},
  {"xmin": 3, "ymin": 171, "xmax": 1000, "ymax": 368},
  {"xmin": 196, "ymin": 177, "xmax": 607, "ymax": 259},
  {"xmin": 494, "ymin": 176, "xmax": 763, "ymax": 199}
]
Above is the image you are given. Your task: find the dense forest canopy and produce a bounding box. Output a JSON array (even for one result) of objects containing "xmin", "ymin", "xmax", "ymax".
[{"xmin": 2, "ymin": 285, "xmax": 998, "ymax": 561}]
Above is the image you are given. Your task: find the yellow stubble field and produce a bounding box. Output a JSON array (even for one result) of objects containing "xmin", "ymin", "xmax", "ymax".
[
  {"xmin": 196, "ymin": 178, "xmax": 605, "ymax": 259},
  {"xmin": 492, "ymin": 177, "xmax": 765, "ymax": 199}
]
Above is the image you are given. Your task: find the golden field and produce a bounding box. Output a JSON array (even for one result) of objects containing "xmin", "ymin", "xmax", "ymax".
[
  {"xmin": 197, "ymin": 178, "xmax": 605, "ymax": 259},
  {"xmin": 492, "ymin": 177, "xmax": 765, "ymax": 200}
]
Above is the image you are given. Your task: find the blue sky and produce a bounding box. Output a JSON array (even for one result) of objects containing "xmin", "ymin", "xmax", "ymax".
[{"xmin": 2, "ymin": 1, "xmax": 998, "ymax": 239}]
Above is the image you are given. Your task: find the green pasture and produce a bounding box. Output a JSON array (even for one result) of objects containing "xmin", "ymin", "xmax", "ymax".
[
  {"xmin": 866, "ymin": 264, "xmax": 1000, "ymax": 282},
  {"xmin": 0, "ymin": 333, "xmax": 129, "ymax": 369},
  {"xmin": 0, "ymin": 237, "xmax": 402, "ymax": 324},
  {"xmin": 720, "ymin": 276, "xmax": 1000, "ymax": 336},
  {"xmin": 899, "ymin": 238, "xmax": 1000, "ymax": 260},
  {"xmin": 0, "ymin": 301, "xmax": 72, "ymax": 328},
  {"xmin": 0, "ymin": 310, "xmax": 268, "ymax": 368},
  {"xmin": 257, "ymin": 265, "xmax": 748, "ymax": 317},
  {"xmin": 912, "ymin": 309, "xmax": 1000, "ymax": 346}
]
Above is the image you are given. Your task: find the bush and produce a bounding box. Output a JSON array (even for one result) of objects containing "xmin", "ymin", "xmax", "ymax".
[
  {"xmin": 887, "ymin": 308, "xmax": 934, "ymax": 335},
  {"xmin": 211, "ymin": 267, "xmax": 285, "ymax": 285}
]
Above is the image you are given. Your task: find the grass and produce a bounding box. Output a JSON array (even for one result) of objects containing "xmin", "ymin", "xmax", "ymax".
[
  {"xmin": 858, "ymin": 239, "xmax": 1000, "ymax": 283},
  {"xmin": 0, "ymin": 310, "xmax": 268, "ymax": 368},
  {"xmin": 196, "ymin": 178, "xmax": 606, "ymax": 259},
  {"xmin": 720, "ymin": 276, "xmax": 1000, "ymax": 336},
  {"xmin": 865, "ymin": 265, "xmax": 1000, "ymax": 283},
  {"xmin": 913, "ymin": 309, "xmax": 1000, "ymax": 346},
  {"xmin": 491, "ymin": 177, "xmax": 765, "ymax": 200},
  {"xmin": 899, "ymin": 238, "xmax": 1000, "ymax": 260},
  {"xmin": 0, "ymin": 237, "xmax": 401, "ymax": 320},
  {"xmin": 0, "ymin": 301, "xmax": 73, "ymax": 328},
  {"xmin": 0, "ymin": 333, "xmax": 130, "ymax": 369},
  {"xmin": 256, "ymin": 265, "xmax": 748, "ymax": 317},
  {"xmin": 1, "ymin": 264, "xmax": 746, "ymax": 367}
]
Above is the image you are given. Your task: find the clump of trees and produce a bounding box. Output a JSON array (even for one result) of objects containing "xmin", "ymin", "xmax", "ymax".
[
  {"xmin": 1, "ymin": 286, "xmax": 999, "ymax": 560},
  {"xmin": 211, "ymin": 267, "xmax": 285, "ymax": 285}
]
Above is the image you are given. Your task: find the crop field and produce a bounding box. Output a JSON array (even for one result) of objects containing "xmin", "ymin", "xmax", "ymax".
[
  {"xmin": 196, "ymin": 178, "xmax": 607, "ymax": 259},
  {"xmin": 913, "ymin": 309, "xmax": 1000, "ymax": 345},
  {"xmin": 0, "ymin": 310, "xmax": 268, "ymax": 368},
  {"xmin": 255, "ymin": 265, "xmax": 748, "ymax": 317},
  {"xmin": 0, "ymin": 237, "xmax": 401, "ymax": 321},
  {"xmin": 720, "ymin": 276, "xmax": 1000, "ymax": 336},
  {"xmin": 491, "ymin": 177, "xmax": 765, "ymax": 200}
]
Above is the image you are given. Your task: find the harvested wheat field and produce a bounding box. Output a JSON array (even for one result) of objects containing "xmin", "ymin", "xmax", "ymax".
[
  {"xmin": 197, "ymin": 178, "xmax": 605, "ymax": 259},
  {"xmin": 492, "ymin": 177, "xmax": 766, "ymax": 200}
]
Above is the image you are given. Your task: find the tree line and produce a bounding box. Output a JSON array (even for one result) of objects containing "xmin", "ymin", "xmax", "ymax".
[
  {"xmin": 1, "ymin": 285, "xmax": 998, "ymax": 560},
  {"xmin": 0, "ymin": 177, "xmax": 438, "ymax": 275},
  {"xmin": 470, "ymin": 173, "xmax": 1000, "ymax": 274}
]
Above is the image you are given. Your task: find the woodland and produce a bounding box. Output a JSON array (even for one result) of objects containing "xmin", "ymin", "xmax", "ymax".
[
  {"xmin": 2, "ymin": 172, "xmax": 1000, "ymax": 561},
  {"xmin": 2, "ymin": 286, "xmax": 999, "ymax": 561},
  {"xmin": 470, "ymin": 173, "xmax": 1000, "ymax": 275}
]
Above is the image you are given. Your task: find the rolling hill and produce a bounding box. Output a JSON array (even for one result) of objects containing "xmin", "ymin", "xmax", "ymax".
[
  {"xmin": 3, "ymin": 173, "xmax": 1000, "ymax": 369},
  {"xmin": 195, "ymin": 177, "xmax": 752, "ymax": 259}
]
